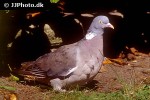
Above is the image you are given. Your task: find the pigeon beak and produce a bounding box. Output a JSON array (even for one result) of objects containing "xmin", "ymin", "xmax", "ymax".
[{"xmin": 106, "ymin": 23, "xmax": 114, "ymax": 29}]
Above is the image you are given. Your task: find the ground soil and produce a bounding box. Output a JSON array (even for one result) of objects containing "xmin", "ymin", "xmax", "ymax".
[{"xmin": 0, "ymin": 53, "xmax": 149, "ymax": 100}]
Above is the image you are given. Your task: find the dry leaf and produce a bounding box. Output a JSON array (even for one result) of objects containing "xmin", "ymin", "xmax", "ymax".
[
  {"xmin": 109, "ymin": 58, "xmax": 127, "ymax": 65},
  {"xmin": 99, "ymin": 65, "xmax": 107, "ymax": 72},
  {"xmin": 130, "ymin": 47, "xmax": 138, "ymax": 55},
  {"xmin": 103, "ymin": 58, "xmax": 112, "ymax": 64},
  {"xmin": 26, "ymin": 12, "xmax": 41, "ymax": 19},
  {"xmin": 9, "ymin": 94, "xmax": 17, "ymax": 100}
]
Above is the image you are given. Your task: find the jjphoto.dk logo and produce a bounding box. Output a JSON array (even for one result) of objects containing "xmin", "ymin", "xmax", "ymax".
[{"xmin": 4, "ymin": 2, "xmax": 44, "ymax": 8}]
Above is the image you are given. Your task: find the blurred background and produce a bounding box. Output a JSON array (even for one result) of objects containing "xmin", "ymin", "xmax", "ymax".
[{"xmin": 0, "ymin": 0, "xmax": 150, "ymax": 75}]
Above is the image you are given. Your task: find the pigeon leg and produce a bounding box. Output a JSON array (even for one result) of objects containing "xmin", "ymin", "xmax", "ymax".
[{"xmin": 50, "ymin": 78, "xmax": 66, "ymax": 92}]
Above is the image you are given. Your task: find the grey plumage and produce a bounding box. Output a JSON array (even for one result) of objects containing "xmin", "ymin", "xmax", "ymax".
[{"xmin": 17, "ymin": 15, "xmax": 114, "ymax": 92}]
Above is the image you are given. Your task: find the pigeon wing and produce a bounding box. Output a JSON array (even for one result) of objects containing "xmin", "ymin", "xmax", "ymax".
[{"xmin": 20, "ymin": 43, "xmax": 78, "ymax": 78}]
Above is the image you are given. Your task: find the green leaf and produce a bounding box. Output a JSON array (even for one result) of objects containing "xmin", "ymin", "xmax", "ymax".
[
  {"xmin": 50, "ymin": 0, "xmax": 60, "ymax": 3},
  {"xmin": 9, "ymin": 74, "xmax": 19, "ymax": 81},
  {"xmin": 0, "ymin": 86, "xmax": 16, "ymax": 91}
]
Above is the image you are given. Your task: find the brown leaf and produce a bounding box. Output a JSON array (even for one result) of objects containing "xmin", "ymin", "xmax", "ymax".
[
  {"xmin": 130, "ymin": 47, "xmax": 138, "ymax": 55},
  {"xmin": 109, "ymin": 58, "xmax": 127, "ymax": 65},
  {"xmin": 103, "ymin": 58, "xmax": 112, "ymax": 64},
  {"xmin": 9, "ymin": 94, "xmax": 17, "ymax": 100},
  {"xmin": 26, "ymin": 12, "xmax": 41, "ymax": 19},
  {"xmin": 99, "ymin": 65, "xmax": 107, "ymax": 73}
]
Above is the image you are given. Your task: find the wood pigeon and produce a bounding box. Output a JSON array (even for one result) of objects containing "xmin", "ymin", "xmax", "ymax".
[{"xmin": 16, "ymin": 15, "xmax": 114, "ymax": 92}]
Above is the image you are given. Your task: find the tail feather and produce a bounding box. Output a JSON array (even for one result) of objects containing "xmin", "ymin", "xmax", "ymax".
[
  {"xmin": 12, "ymin": 61, "xmax": 47, "ymax": 79},
  {"xmin": 18, "ymin": 69, "xmax": 47, "ymax": 79}
]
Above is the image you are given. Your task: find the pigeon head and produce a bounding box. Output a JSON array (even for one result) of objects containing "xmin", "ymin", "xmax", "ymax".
[{"xmin": 86, "ymin": 15, "xmax": 114, "ymax": 40}]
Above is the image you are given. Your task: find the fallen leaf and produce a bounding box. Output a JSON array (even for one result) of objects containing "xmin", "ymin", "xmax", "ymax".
[
  {"xmin": 81, "ymin": 13, "xmax": 94, "ymax": 17},
  {"xmin": 103, "ymin": 58, "xmax": 112, "ymax": 64},
  {"xmin": 109, "ymin": 58, "xmax": 127, "ymax": 65},
  {"xmin": 9, "ymin": 74, "xmax": 19, "ymax": 81},
  {"xmin": 0, "ymin": 86, "xmax": 16, "ymax": 91},
  {"xmin": 15, "ymin": 29, "xmax": 22, "ymax": 39},
  {"xmin": 9, "ymin": 94, "xmax": 17, "ymax": 100},
  {"xmin": 109, "ymin": 10, "xmax": 124, "ymax": 18},
  {"xmin": 99, "ymin": 65, "xmax": 107, "ymax": 72},
  {"xmin": 130, "ymin": 47, "xmax": 138, "ymax": 55},
  {"xmin": 132, "ymin": 60, "xmax": 137, "ymax": 63},
  {"xmin": 26, "ymin": 12, "xmax": 41, "ymax": 19}
]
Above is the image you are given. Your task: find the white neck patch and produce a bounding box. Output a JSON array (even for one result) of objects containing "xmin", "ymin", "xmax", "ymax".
[{"xmin": 85, "ymin": 32, "xmax": 97, "ymax": 40}]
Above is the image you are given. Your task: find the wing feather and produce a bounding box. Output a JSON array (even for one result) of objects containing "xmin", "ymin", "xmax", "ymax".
[{"xmin": 19, "ymin": 43, "xmax": 78, "ymax": 78}]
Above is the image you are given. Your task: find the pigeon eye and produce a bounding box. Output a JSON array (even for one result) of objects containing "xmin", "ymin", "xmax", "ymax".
[{"xmin": 99, "ymin": 20, "xmax": 103, "ymax": 24}]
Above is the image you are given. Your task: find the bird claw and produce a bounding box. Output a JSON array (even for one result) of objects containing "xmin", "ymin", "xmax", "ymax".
[{"xmin": 53, "ymin": 88, "xmax": 66, "ymax": 93}]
